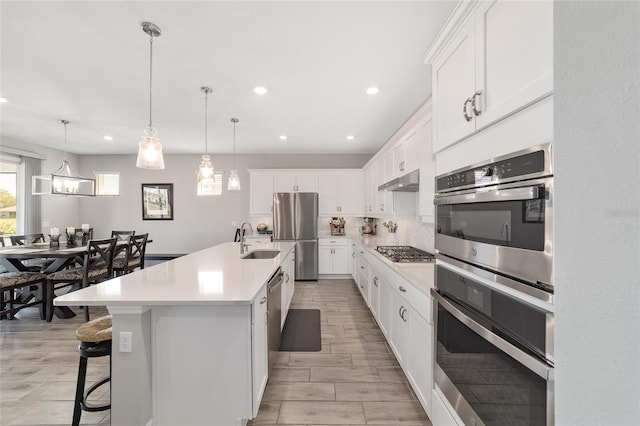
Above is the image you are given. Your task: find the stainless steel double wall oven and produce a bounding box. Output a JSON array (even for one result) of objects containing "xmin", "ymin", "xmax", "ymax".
[{"xmin": 433, "ymin": 143, "xmax": 555, "ymax": 426}]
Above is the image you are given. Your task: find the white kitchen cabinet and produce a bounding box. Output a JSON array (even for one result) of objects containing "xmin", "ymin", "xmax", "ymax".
[
  {"xmin": 251, "ymin": 285, "xmax": 268, "ymax": 417},
  {"xmin": 406, "ymin": 306, "xmax": 433, "ymax": 415},
  {"xmin": 274, "ymin": 171, "xmax": 318, "ymax": 192},
  {"xmin": 418, "ymin": 116, "xmax": 435, "ymax": 221},
  {"xmin": 376, "ymin": 156, "xmax": 394, "ymax": 215},
  {"xmin": 318, "ymin": 238, "xmax": 350, "ymax": 275},
  {"xmin": 356, "ymin": 251, "xmax": 370, "ymax": 304},
  {"xmin": 249, "ymin": 171, "xmax": 275, "ymax": 216},
  {"xmin": 317, "ymin": 171, "xmax": 362, "ymax": 216},
  {"xmin": 369, "ymin": 269, "xmax": 381, "ymax": 326},
  {"xmin": 364, "ymin": 164, "xmax": 377, "ymax": 215},
  {"xmin": 281, "ymin": 250, "xmax": 295, "ymax": 328},
  {"xmin": 427, "ymin": 0, "xmax": 553, "ymax": 152},
  {"xmin": 351, "ymin": 243, "xmax": 359, "ymax": 280},
  {"xmin": 389, "ymin": 290, "xmax": 409, "ymax": 366},
  {"xmin": 377, "ymin": 278, "xmax": 392, "ymax": 339},
  {"xmin": 392, "ymin": 126, "xmax": 421, "ymax": 179}
]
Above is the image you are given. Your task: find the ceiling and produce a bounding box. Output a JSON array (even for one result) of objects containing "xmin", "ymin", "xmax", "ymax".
[{"xmin": 0, "ymin": 1, "xmax": 455, "ymax": 156}]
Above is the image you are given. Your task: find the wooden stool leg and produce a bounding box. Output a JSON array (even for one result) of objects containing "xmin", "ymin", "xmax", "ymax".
[{"xmin": 73, "ymin": 355, "xmax": 88, "ymax": 426}]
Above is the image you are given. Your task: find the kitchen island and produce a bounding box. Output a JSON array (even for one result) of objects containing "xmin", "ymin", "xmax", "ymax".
[{"xmin": 55, "ymin": 241, "xmax": 295, "ymax": 426}]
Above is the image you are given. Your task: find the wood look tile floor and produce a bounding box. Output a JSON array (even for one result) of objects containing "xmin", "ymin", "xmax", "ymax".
[
  {"xmin": 249, "ymin": 279, "xmax": 431, "ymax": 426},
  {"xmin": 0, "ymin": 279, "xmax": 431, "ymax": 426}
]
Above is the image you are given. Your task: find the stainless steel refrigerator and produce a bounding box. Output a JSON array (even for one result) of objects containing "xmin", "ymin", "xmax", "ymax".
[{"xmin": 273, "ymin": 192, "xmax": 318, "ymax": 280}]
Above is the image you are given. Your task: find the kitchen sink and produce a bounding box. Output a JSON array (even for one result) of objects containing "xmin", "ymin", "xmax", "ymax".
[{"xmin": 241, "ymin": 250, "xmax": 280, "ymax": 259}]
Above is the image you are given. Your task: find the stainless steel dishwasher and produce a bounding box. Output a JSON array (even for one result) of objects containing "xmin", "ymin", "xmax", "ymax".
[{"xmin": 266, "ymin": 267, "xmax": 283, "ymax": 376}]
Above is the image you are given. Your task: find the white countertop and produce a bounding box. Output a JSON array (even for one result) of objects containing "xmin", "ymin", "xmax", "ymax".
[
  {"xmin": 54, "ymin": 242, "xmax": 295, "ymax": 307},
  {"xmin": 352, "ymin": 235, "xmax": 435, "ymax": 296}
]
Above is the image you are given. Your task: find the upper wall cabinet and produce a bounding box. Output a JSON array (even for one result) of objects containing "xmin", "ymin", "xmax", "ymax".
[
  {"xmin": 426, "ymin": 0, "xmax": 553, "ymax": 153},
  {"xmin": 250, "ymin": 171, "xmax": 275, "ymax": 216},
  {"xmin": 317, "ymin": 170, "xmax": 362, "ymax": 216},
  {"xmin": 274, "ymin": 172, "xmax": 318, "ymax": 192}
]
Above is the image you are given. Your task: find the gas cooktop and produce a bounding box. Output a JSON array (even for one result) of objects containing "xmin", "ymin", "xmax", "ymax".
[{"xmin": 375, "ymin": 246, "xmax": 435, "ymax": 263}]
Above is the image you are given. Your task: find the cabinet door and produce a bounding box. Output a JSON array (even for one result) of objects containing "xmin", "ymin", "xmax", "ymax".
[
  {"xmin": 318, "ymin": 173, "xmax": 340, "ymax": 215},
  {"xmin": 389, "ymin": 292, "xmax": 409, "ymax": 366},
  {"xmin": 273, "ymin": 173, "xmax": 296, "ymax": 192},
  {"xmin": 295, "ymin": 173, "xmax": 318, "ymax": 192},
  {"xmin": 392, "ymin": 143, "xmax": 406, "ymax": 179},
  {"xmin": 250, "ymin": 172, "xmax": 274, "ymax": 216},
  {"xmin": 366, "ymin": 164, "xmax": 377, "ymax": 214},
  {"xmin": 403, "ymin": 127, "xmax": 420, "ymax": 175},
  {"xmin": 378, "ymin": 280, "xmax": 393, "ymax": 338},
  {"xmin": 332, "ymin": 246, "xmax": 349, "ymax": 274},
  {"xmin": 406, "ymin": 307, "xmax": 433, "ymax": 415},
  {"xmin": 419, "ymin": 118, "xmax": 435, "ymax": 221},
  {"xmin": 432, "ymin": 16, "xmax": 476, "ymax": 153},
  {"xmin": 351, "ymin": 245, "xmax": 358, "ymax": 279},
  {"xmin": 369, "ymin": 272, "xmax": 380, "ymax": 320},
  {"xmin": 337, "ymin": 172, "xmax": 362, "ymax": 215},
  {"xmin": 318, "ymin": 246, "xmax": 333, "ymax": 275},
  {"xmin": 474, "ymin": 0, "xmax": 553, "ymax": 130},
  {"xmin": 252, "ymin": 286, "xmax": 268, "ymax": 416}
]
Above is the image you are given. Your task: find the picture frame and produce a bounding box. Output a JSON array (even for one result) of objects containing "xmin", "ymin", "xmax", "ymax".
[{"xmin": 142, "ymin": 183, "xmax": 173, "ymax": 220}]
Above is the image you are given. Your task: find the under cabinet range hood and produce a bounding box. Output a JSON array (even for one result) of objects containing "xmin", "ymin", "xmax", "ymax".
[{"xmin": 378, "ymin": 169, "xmax": 420, "ymax": 192}]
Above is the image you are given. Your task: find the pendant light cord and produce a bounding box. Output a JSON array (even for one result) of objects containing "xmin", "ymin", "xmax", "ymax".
[
  {"xmin": 232, "ymin": 121, "xmax": 236, "ymax": 169},
  {"xmin": 204, "ymin": 90, "xmax": 209, "ymax": 155},
  {"xmin": 148, "ymin": 33, "xmax": 154, "ymax": 128},
  {"xmin": 61, "ymin": 120, "xmax": 69, "ymax": 161}
]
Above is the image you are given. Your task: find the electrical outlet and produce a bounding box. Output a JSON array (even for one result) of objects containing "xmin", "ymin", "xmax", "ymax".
[
  {"xmin": 119, "ymin": 332, "xmax": 132, "ymax": 352},
  {"xmin": 42, "ymin": 221, "xmax": 50, "ymax": 227},
  {"xmin": 231, "ymin": 220, "xmax": 237, "ymax": 227}
]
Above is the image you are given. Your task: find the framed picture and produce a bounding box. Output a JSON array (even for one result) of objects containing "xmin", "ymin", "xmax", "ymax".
[{"xmin": 142, "ymin": 183, "xmax": 173, "ymax": 220}]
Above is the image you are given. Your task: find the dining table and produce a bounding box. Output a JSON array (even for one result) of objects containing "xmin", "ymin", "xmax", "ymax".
[{"xmin": 0, "ymin": 239, "xmax": 131, "ymax": 319}]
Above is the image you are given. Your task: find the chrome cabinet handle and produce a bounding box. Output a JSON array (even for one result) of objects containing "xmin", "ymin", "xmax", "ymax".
[
  {"xmin": 399, "ymin": 161, "xmax": 405, "ymax": 172},
  {"xmin": 260, "ymin": 296, "xmax": 267, "ymax": 304},
  {"xmin": 463, "ymin": 97, "xmax": 473, "ymax": 122},
  {"xmin": 399, "ymin": 286, "xmax": 406, "ymax": 293},
  {"xmin": 373, "ymin": 276, "xmax": 378, "ymax": 287},
  {"xmin": 360, "ymin": 266, "xmax": 365, "ymax": 269},
  {"xmin": 471, "ymin": 90, "xmax": 482, "ymax": 116},
  {"xmin": 398, "ymin": 306, "xmax": 403, "ymax": 318},
  {"xmin": 401, "ymin": 307, "xmax": 407, "ymax": 322},
  {"xmin": 352, "ymin": 252, "xmax": 355, "ymax": 258},
  {"xmin": 285, "ymin": 273, "xmax": 290, "ymax": 283}
]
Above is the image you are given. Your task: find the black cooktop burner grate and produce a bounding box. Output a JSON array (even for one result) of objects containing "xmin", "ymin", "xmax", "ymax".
[{"xmin": 375, "ymin": 246, "xmax": 435, "ymax": 263}]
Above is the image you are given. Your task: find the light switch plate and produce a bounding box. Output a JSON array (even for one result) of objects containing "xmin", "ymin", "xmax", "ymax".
[{"xmin": 119, "ymin": 332, "xmax": 132, "ymax": 352}]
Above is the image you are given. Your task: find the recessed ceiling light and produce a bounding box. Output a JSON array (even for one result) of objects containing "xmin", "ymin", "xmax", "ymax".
[
  {"xmin": 366, "ymin": 87, "xmax": 379, "ymax": 95},
  {"xmin": 254, "ymin": 86, "xmax": 267, "ymax": 95},
  {"xmin": 103, "ymin": 135, "xmax": 113, "ymax": 141},
  {"xmin": 0, "ymin": 97, "xmax": 7, "ymax": 103},
  {"xmin": 279, "ymin": 135, "xmax": 288, "ymax": 140},
  {"xmin": 346, "ymin": 135, "xmax": 355, "ymax": 140}
]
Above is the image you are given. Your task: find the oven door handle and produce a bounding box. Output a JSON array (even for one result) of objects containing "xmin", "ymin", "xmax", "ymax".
[
  {"xmin": 431, "ymin": 288, "xmax": 553, "ymax": 381},
  {"xmin": 434, "ymin": 186, "xmax": 540, "ymax": 205}
]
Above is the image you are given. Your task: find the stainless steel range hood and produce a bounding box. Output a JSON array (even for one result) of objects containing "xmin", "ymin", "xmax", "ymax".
[{"xmin": 378, "ymin": 169, "xmax": 420, "ymax": 192}]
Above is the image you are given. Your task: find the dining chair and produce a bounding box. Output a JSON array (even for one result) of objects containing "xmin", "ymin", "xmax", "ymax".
[
  {"xmin": 113, "ymin": 233, "xmax": 148, "ymax": 276},
  {"xmin": 8, "ymin": 233, "xmax": 54, "ymax": 272},
  {"xmin": 46, "ymin": 237, "xmax": 117, "ymax": 322},
  {"xmin": 110, "ymin": 230, "xmax": 135, "ymax": 241},
  {"xmin": 0, "ymin": 271, "xmax": 48, "ymax": 320}
]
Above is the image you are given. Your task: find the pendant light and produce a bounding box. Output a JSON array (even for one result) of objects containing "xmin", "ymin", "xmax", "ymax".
[
  {"xmin": 32, "ymin": 120, "xmax": 96, "ymax": 196},
  {"xmin": 227, "ymin": 118, "xmax": 241, "ymax": 191},
  {"xmin": 197, "ymin": 86, "xmax": 220, "ymax": 196},
  {"xmin": 136, "ymin": 22, "xmax": 165, "ymax": 169}
]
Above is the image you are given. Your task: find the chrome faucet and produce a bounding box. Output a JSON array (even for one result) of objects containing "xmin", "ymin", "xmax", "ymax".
[{"xmin": 239, "ymin": 222, "xmax": 253, "ymax": 254}]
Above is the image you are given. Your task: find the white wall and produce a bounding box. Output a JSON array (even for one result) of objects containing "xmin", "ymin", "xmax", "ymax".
[
  {"xmin": 77, "ymin": 153, "xmax": 370, "ymax": 254},
  {"xmin": 554, "ymin": 2, "xmax": 640, "ymax": 425}
]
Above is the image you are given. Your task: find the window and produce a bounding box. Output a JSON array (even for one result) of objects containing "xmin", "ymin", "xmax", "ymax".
[
  {"xmin": 0, "ymin": 164, "xmax": 18, "ymax": 235},
  {"xmin": 95, "ymin": 172, "xmax": 120, "ymax": 196}
]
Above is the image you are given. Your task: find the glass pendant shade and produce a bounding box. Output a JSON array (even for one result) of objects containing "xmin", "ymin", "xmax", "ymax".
[
  {"xmin": 136, "ymin": 22, "xmax": 165, "ymax": 170},
  {"xmin": 136, "ymin": 126, "xmax": 165, "ymax": 169},
  {"xmin": 228, "ymin": 169, "xmax": 241, "ymax": 191},
  {"xmin": 227, "ymin": 118, "xmax": 241, "ymax": 191}
]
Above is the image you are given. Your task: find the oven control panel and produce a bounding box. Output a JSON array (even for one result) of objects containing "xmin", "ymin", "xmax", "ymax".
[{"xmin": 437, "ymin": 145, "xmax": 550, "ymax": 192}]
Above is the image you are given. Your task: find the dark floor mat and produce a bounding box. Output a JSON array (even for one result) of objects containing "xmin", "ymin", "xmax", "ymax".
[{"xmin": 279, "ymin": 309, "xmax": 322, "ymax": 352}]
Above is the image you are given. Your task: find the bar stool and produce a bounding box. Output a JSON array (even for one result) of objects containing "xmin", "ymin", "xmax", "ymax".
[{"xmin": 72, "ymin": 315, "xmax": 112, "ymax": 426}]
